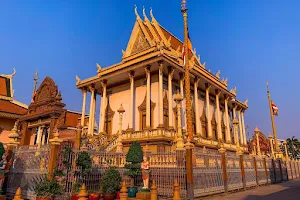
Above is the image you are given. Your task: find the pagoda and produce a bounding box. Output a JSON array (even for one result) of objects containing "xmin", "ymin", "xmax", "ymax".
[{"xmin": 76, "ymin": 7, "xmax": 248, "ymax": 153}]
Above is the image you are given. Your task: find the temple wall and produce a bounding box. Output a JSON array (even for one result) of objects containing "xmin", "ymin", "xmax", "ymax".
[{"xmin": 0, "ymin": 117, "xmax": 15, "ymax": 144}]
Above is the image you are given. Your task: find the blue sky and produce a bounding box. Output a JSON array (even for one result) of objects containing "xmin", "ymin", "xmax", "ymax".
[{"xmin": 1, "ymin": 0, "xmax": 299, "ymax": 139}]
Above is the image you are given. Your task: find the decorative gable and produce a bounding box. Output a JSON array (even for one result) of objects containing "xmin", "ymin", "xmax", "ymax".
[{"xmin": 131, "ymin": 28, "xmax": 151, "ymax": 55}]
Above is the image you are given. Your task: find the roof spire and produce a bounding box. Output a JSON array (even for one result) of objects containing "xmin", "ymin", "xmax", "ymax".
[
  {"xmin": 31, "ymin": 68, "xmax": 38, "ymax": 103},
  {"xmin": 134, "ymin": 5, "xmax": 140, "ymax": 19},
  {"xmin": 143, "ymin": 6, "xmax": 149, "ymax": 21},
  {"xmin": 150, "ymin": 7, "xmax": 157, "ymax": 23}
]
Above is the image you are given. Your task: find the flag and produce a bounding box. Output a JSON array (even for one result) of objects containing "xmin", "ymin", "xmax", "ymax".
[
  {"xmin": 271, "ymin": 101, "xmax": 278, "ymax": 116},
  {"xmin": 182, "ymin": 28, "xmax": 193, "ymax": 65}
]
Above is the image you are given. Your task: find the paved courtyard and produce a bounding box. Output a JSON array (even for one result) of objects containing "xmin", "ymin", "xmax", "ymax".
[{"xmin": 205, "ymin": 180, "xmax": 300, "ymax": 200}]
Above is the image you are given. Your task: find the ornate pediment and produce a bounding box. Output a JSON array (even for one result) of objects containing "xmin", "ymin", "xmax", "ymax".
[
  {"xmin": 138, "ymin": 93, "xmax": 156, "ymax": 111},
  {"xmin": 105, "ymin": 100, "xmax": 115, "ymax": 118},
  {"xmin": 200, "ymin": 107, "xmax": 207, "ymax": 124},
  {"xmin": 131, "ymin": 28, "xmax": 151, "ymax": 55},
  {"xmin": 248, "ymin": 131, "xmax": 270, "ymax": 152},
  {"xmin": 34, "ymin": 77, "xmax": 58, "ymax": 103}
]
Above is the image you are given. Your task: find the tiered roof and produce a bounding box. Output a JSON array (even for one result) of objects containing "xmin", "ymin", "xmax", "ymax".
[{"xmin": 0, "ymin": 69, "xmax": 28, "ymax": 119}]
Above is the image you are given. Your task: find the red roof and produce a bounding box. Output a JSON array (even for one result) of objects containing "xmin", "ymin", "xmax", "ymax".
[{"xmin": 0, "ymin": 99, "xmax": 27, "ymax": 115}]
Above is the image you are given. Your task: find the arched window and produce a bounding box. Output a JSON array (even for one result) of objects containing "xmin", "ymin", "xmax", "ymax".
[
  {"xmin": 221, "ymin": 118, "xmax": 226, "ymax": 142},
  {"xmin": 163, "ymin": 93, "xmax": 169, "ymax": 129}
]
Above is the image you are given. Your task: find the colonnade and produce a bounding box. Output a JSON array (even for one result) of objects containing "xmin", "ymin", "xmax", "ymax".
[{"xmin": 79, "ymin": 62, "xmax": 247, "ymax": 146}]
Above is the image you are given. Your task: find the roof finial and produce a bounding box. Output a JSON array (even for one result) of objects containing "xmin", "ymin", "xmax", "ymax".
[
  {"xmin": 11, "ymin": 68, "xmax": 16, "ymax": 77},
  {"xmin": 143, "ymin": 6, "xmax": 150, "ymax": 22},
  {"xmin": 150, "ymin": 7, "xmax": 156, "ymax": 23},
  {"xmin": 134, "ymin": 5, "xmax": 140, "ymax": 19},
  {"xmin": 31, "ymin": 68, "xmax": 38, "ymax": 103}
]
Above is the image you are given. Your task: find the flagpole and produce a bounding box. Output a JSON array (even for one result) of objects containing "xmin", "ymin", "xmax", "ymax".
[
  {"xmin": 181, "ymin": 0, "xmax": 194, "ymax": 199},
  {"xmin": 266, "ymin": 81, "xmax": 280, "ymax": 156}
]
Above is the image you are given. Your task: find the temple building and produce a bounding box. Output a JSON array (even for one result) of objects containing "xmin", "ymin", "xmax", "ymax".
[
  {"xmin": 75, "ymin": 7, "xmax": 249, "ymax": 153},
  {"xmin": 18, "ymin": 76, "xmax": 90, "ymax": 146},
  {"xmin": 0, "ymin": 69, "xmax": 28, "ymax": 144}
]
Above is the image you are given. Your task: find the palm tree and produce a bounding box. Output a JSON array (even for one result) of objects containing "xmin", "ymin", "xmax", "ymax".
[{"xmin": 286, "ymin": 136, "xmax": 300, "ymax": 159}]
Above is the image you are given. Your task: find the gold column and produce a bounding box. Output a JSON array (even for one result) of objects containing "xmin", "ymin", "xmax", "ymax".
[
  {"xmin": 145, "ymin": 66, "xmax": 151, "ymax": 128},
  {"xmin": 224, "ymin": 96, "xmax": 231, "ymax": 143},
  {"xmin": 129, "ymin": 71, "xmax": 135, "ymax": 130},
  {"xmin": 194, "ymin": 77, "xmax": 200, "ymax": 135},
  {"xmin": 99, "ymin": 81, "xmax": 107, "ymax": 133},
  {"xmin": 254, "ymin": 127, "xmax": 261, "ymax": 157},
  {"xmin": 238, "ymin": 109, "xmax": 244, "ymax": 145},
  {"xmin": 36, "ymin": 126, "xmax": 45, "ymax": 148},
  {"xmin": 81, "ymin": 88, "xmax": 87, "ymax": 127},
  {"xmin": 241, "ymin": 110, "xmax": 247, "ymax": 145},
  {"xmin": 215, "ymin": 90, "xmax": 222, "ymax": 140},
  {"xmin": 48, "ymin": 130, "xmax": 62, "ymax": 179},
  {"xmin": 91, "ymin": 93, "xmax": 96, "ymax": 135},
  {"xmin": 88, "ymin": 86, "xmax": 95, "ymax": 135},
  {"xmin": 175, "ymin": 93, "xmax": 184, "ymax": 150},
  {"xmin": 268, "ymin": 134, "xmax": 275, "ymax": 158},
  {"xmin": 205, "ymin": 84, "xmax": 212, "ymax": 139},
  {"xmin": 116, "ymin": 104, "xmax": 125, "ymax": 154},
  {"xmin": 283, "ymin": 140, "xmax": 289, "ymax": 160},
  {"xmin": 168, "ymin": 67, "xmax": 174, "ymax": 129},
  {"xmin": 158, "ymin": 61, "xmax": 164, "ymax": 128}
]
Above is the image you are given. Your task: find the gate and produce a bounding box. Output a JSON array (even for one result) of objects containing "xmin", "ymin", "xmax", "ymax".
[{"xmin": 6, "ymin": 145, "xmax": 51, "ymax": 200}]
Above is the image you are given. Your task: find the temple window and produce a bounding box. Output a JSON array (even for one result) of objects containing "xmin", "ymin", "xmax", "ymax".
[
  {"xmin": 221, "ymin": 118, "xmax": 226, "ymax": 141},
  {"xmin": 103, "ymin": 99, "xmax": 115, "ymax": 135},
  {"xmin": 163, "ymin": 93, "xmax": 169, "ymax": 129},
  {"xmin": 138, "ymin": 94, "xmax": 156, "ymax": 130},
  {"xmin": 211, "ymin": 112, "xmax": 217, "ymax": 140},
  {"xmin": 200, "ymin": 107, "xmax": 208, "ymax": 138}
]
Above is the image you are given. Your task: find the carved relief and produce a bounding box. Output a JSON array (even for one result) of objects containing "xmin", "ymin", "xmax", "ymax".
[
  {"xmin": 131, "ymin": 29, "xmax": 150, "ymax": 55},
  {"xmin": 34, "ymin": 77, "xmax": 58, "ymax": 103}
]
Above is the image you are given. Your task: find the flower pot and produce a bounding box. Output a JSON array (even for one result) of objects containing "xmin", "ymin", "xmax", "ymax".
[
  {"xmin": 36, "ymin": 198, "xmax": 53, "ymax": 200},
  {"xmin": 103, "ymin": 193, "xmax": 116, "ymax": 200},
  {"xmin": 71, "ymin": 194, "xmax": 79, "ymax": 200},
  {"xmin": 89, "ymin": 193, "xmax": 100, "ymax": 200},
  {"xmin": 116, "ymin": 191, "xmax": 120, "ymax": 199},
  {"xmin": 128, "ymin": 187, "xmax": 138, "ymax": 198}
]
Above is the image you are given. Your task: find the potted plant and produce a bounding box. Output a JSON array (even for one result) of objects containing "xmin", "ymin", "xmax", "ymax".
[
  {"xmin": 101, "ymin": 167, "xmax": 121, "ymax": 200},
  {"xmin": 34, "ymin": 176, "xmax": 62, "ymax": 200},
  {"xmin": 124, "ymin": 141, "xmax": 143, "ymax": 197},
  {"xmin": 88, "ymin": 189, "xmax": 100, "ymax": 200},
  {"xmin": 72, "ymin": 151, "xmax": 92, "ymax": 200}
]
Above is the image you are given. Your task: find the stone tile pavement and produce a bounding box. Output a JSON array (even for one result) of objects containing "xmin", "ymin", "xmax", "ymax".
[{"xmin": 204, "ymin": 180, "xmax": 300, "ymax": 200}]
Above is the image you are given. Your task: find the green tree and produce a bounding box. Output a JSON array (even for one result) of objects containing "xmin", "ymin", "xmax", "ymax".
[
  {"xmin": 286, "ymin": 136, "xmax": 300, "ymax": 159},
  {"xmin": 124, "ymin": 141, "xmax": 143, "ymax": 185}
]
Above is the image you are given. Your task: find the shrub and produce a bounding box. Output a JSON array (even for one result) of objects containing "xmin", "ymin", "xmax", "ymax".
[
  {"xmin": 76, "ymin": 151, "xmax": 92, "ymax": 176},
  {"xmin": 101, "ymin": 168, "xmax": 121, "ymax": 194},
  {"xmin": 124, "ymin": 142, "xmax": 143, "ymax": 184},
  {"xmin": 34, "ymin": 176, "xmax": 62, "ymax": 198},
  {"xmin": 0, "ymin": 142, "xmax": 5, "ymax": 158}
]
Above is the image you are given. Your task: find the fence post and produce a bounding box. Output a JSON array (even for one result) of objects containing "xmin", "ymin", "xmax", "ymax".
[
  {"xmin": 120, "ymin": 181, "xmax": 128, "ymax": 200},
  {"xmin": 278, "ymin": 159, "xmax": 283, "ymax": 182},
  {"xmin": 271, "ymin": 158, "xmax": 276, "ymax": 183},
  {"xmin": 238, "ymin": 152, "xmax": 246, "ymax": 190},
  {"xmin": 289, "ymin": 160, "xmax": 293, "ymax": 180},
  {"xmin": 13, "ymin": 187, "xmax": 23, "ymax": 200},
  {"xmin": 48, "ymin": 130, "xmax": 63, "ymax": 180},
  {"xmin": 75, "ymin": 124, "xmax": 82, "ymax": 150},
  {"xmin": 150, "ymin": 180, "xmax": 158, "ymax": 200},
  {"xmin": 252, "ymin": 155, "xmax": 259, "ymax": 185},
  {"xmin": 173, "ymin": 179, "xmax": 181, "ymax": 200},
  {"xmin": 262, "ymin": 155, "xmax": 268, "ymax": 183},
  {"xmin": 218, "ymin": 147, "xmax": 228, "ymax": 193}
]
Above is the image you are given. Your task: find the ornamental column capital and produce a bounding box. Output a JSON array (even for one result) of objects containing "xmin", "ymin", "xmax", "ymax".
[
  {"xmin": 100, "ymin": 80, "xmax": 107, "ymax": 88},
  {"xmin": 194, "ymin": 76, "xmax": 200, "ymax": 85},
  {"xmin": 205, "ymin": 83, "xmax": 211, "ymax": 91},
  {"xmin": 168, "ymin": 66, "xmax": 175, "ymax": 79}
]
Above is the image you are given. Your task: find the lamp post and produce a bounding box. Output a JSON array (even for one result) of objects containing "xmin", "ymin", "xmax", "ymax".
[
  {"xmin": 116, "ymin": 104, "xmax": 125, "ymax": 154},
  {"xmin": 174, "ymin": 93, "xmax": 184, "ymax": 150}
]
